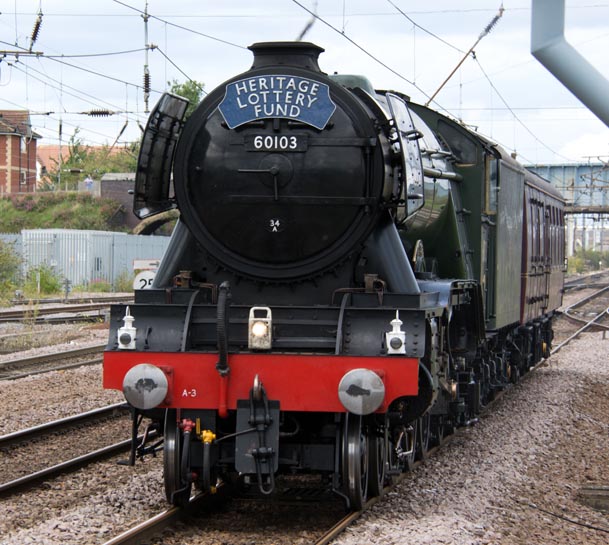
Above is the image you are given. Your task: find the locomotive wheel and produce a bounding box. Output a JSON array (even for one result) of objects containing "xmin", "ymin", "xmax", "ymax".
[
  {"xmin": 416, "ymin": 413, "xmax": 431, "ymax": 461},
  {"xmin": 342, "ymin": 413, "xmax": 369, "ymax": 510},
  {"xmin": 367, "ymin": 416, "xmax": 387, "ymax": 498},
  {"xmin": 164, "ymin": 410, "xmax": 191, "ymax": 506}
]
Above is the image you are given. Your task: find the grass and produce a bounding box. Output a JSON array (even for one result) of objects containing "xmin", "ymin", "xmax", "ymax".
[{"xmin": 0, "ymin": 192, "xmax": 129, "ymax": 233}]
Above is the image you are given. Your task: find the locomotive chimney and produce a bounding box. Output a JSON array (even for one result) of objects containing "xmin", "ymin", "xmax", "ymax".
[{"xmin": 248, "ymin": 41, "xmax": 324, "ymax": 72}]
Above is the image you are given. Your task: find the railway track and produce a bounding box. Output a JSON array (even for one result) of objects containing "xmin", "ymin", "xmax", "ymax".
[
  {"xmin": 553, "ymin": 283, "xmax": 609, "ymax": 350},
  {"xmin": 99, "ymin": 442, "xmax": 446, "ymax": 545},
  {"xmin": 0, "ymin": 301, "xmax": 127, "ymax": 324},
  {"xmin": 1, "ymin": 284, "xmax": 603, "ymax": 545},
  {"xmin": 563, "ymin": 270, "xmax": 609, "ymax": 291},
  {"xmin": 8, "ymin": 295, "xmax": 133, "ymax": 306},
  {"xmin": 100, "ymin": 491, "xmax": 228, "ymax": 545},
  {"xmin": 95, "ymin": 284, "xmax": 609, "ymax": 545},
  {"xmin": 0, "ymin": 343, "xmax": 106, "ymax": 380},
  {"xmin": 0, "ymin": 403, "xmax": 132, "ymax": 495},
  {"xmin": 309, "ymin": 289, "xmax": 609, "ymax": 544}
]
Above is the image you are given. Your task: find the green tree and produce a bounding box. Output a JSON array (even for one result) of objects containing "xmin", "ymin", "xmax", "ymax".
[
  {"xmin": 24, "ymin": 263, "xmax": 63, "ymax": 296},
  {"xmin": 168, "ymin": 79, "xmax": 205, "ymax": 119},
  {"xmin": 46, "ymin": 129, "xmax": 139, "ymax": 191}
]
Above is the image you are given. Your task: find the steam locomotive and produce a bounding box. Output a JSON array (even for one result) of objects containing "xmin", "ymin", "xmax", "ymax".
[{"xmin": 103, "ymin": 42, "xmax": 565, "ymax": 509}]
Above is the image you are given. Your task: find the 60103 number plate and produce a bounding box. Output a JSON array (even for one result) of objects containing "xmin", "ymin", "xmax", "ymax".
[{"xmin": 245, "ymin": 134, "xmax": 308, "ymax": 152}]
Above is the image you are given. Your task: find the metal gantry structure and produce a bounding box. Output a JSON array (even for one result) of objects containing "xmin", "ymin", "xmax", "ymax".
[{"xmin": 528, "ymin": 161, "xmax": 609, "ymax": 256}]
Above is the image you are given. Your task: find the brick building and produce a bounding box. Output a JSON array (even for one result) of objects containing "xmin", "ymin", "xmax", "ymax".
[{"xmin": 0, "ymin": 110, "xmax": 40, "ymax": 194}]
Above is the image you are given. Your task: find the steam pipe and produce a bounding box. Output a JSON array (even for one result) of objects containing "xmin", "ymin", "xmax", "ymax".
[
  {"xmin": 531, "ymin": 0, "xmax": 609, "ymax": 127},
  {"xmin": 152, "ymin": 219, "xmax": 192, "ymax": 288},
  {"xmin": 366, "ymin": 213, "xmax": 420, "ymax": 294}
]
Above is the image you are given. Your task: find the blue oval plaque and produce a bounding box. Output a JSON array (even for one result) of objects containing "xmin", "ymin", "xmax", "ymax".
[{"xmin": 218, "ymin": 75, "xmax": 336, "ymax": 130}]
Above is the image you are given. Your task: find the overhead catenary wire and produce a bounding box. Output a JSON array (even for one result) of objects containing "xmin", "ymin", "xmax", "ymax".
[
  {"xmin": 0, "ymin": 37, "xmax": 200, "ymax": 104},
  {"xmin": 111, "ymin": 0, "xmax": 247, "ymax": 50},
  {"xmin": 0, "ymin": 94, "xmax": 139, "ymax": 147},
  {"xmin": 287, "ymin": 0, "xmax": 583, "ymax": 165},
  {"xmin": 472, "ymin": 56, "xmax": 577, "ymax": 163},
  {"xmin": 5, "ymin": 61, "xmax": 149, "ymax": 145},
  {"xmin": 385, "ymin": 0, "xmax": 465, "ymax": 54},
  {"xmin": 44, "ymin": 48, "xmax": 148, "ymax": 58},
  {"xmin": 44, "ymin": 56, "xmax": 157, "ymax": 95},
  {"xmin": 9, "ymin": 61, "xmax": 123, "ymax": 112},
  {"xmin": 290, "ymin": 0, "xmax": 431, "ymax": 100},
  {"xmin": 0, "ymin": 40, "xmax": 148, "ymax": 60},
  {"xmin": 2, "ymin": 22, "xmax": 200, "ymax": 150},
  {"xmin": 8, "ymin": 5, "xmax": 608, "ymax": 19},
  {"xmin": 31, "ymin": 57, "xmax": 132, "ymax": 115},
  {"xmin": 2, "ymin": 3, "xmax": 603, "ymax": 165},
  {"xmin": 0, "ymin": 38, "xmax": 189, "ymax": 126},
  {"xmin": 425, "ymin": 3, "xmax": 504, "ymax": 106},
  {"xmin": 0, "ymin": 38, "xmax": 166, "ymax": 111},
  {"xmin": 154, "ymin": 46, "xmax": 206, "ymax": 95}
]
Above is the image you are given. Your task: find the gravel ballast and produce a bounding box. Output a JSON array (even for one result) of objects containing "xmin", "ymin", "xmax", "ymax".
[
  {"xmin": 332, "ymin": 332, "xmax": 609, "ymax": 545},
  {"xmin": 0, "ymin": 321, "xmax": 608, "ymax": 543}
]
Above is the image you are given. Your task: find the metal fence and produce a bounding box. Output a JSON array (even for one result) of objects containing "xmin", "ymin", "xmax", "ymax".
[{"xmin": 0, "ymin": 229, "xmax": 170, "ymax": 289}]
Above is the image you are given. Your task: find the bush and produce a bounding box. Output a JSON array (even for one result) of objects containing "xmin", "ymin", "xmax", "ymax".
[
  {"xmin": 567, "ymin": 249, "xmax": 609, "ymax": 274},
  {"xmin": 0, "ymin": 193, "xmax": 130, "ymax": 233},
  {"xmin": 24, "ymin": 264, "xmax": 63, "ymax": 296},
  {"xmin": 0, "ymin": 240, "xmax": 22, "ymax": 304},
  {"xmin": 87, "ymin": 279, "xmax": 113, "ymax": 292},
  {"xmin": 567, "ymin": 255, "xmax": 585, "ymax": 274},
  {"xmin": 114, "ymin": 270, "xmax": 135, "ymax": 293}
]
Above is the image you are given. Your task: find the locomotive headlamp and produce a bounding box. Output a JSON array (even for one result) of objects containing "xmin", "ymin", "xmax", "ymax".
[
  {"xmin": 117, "ymin": 306, "xmax": 136, "ymax": 350},
  {"xmin": 248, "ymin": 306, "xmax": 272, "ymax": 350},
  {"xmin": 251, "ymin": 321, "xmax": 269, "ymax": 338},
  {"xmin": 122, "ymin": 363, "xmax": 168, "ymax": 410},
  {"xmin": 385, "ymin": 311, "xmax": 406, "ymax": 355},
  {"xmin": 338, "ymin": 368, "xmax": 385, "ymax": 415}
]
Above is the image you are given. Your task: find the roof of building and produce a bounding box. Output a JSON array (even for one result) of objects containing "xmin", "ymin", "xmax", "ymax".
[
  {"xmin": 100, "ymin": 172, "xmax": 136, "ymax": 181},
  {"xmin": 36, "ymin": 144, "xmax": 67, "ymax": 172},
  {"xmin": 36, "ymin": 144, "xmax": 130, "ymax": 173},
  {"xmin": 0, "ymin": 110, "xmax": 41, "ymax": 139}
]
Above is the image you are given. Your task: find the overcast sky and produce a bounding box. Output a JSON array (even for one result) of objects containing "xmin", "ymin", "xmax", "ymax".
[{"xmin": 1, "ymin": 0, "xmax": 608, "ymax": 165}]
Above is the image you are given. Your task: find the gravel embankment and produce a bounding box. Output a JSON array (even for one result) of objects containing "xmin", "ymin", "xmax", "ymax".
[
  {"xmin": 1, "ymin": 308, "xmax": 608, "ymax": 544},
  {"xmin": 0, "ymin": 456, "xmax": 166, "ymax": 545},
  {"xmin": 0, "ymin": 324, "xmax": 166, "ymax": 545},
  {"xmin": 332, "ymin": 332, "xmax": 609, "ymax": 545},
  {"xmin": 0, "ymin": 349, "xmax": 122, "ymax": 435}
]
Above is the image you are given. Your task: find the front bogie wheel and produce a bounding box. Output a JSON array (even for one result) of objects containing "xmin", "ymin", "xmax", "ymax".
[
  {"xmin": 342, "ymin": 413, "xmax": 369, "ymax": 510},
  {"xmin": 367, "ymin": 415, "xmax": 387, "ymax": 498},
  {"xmin": 164, "ymin": 409, "xmax": 191, "ymax": 506}
]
